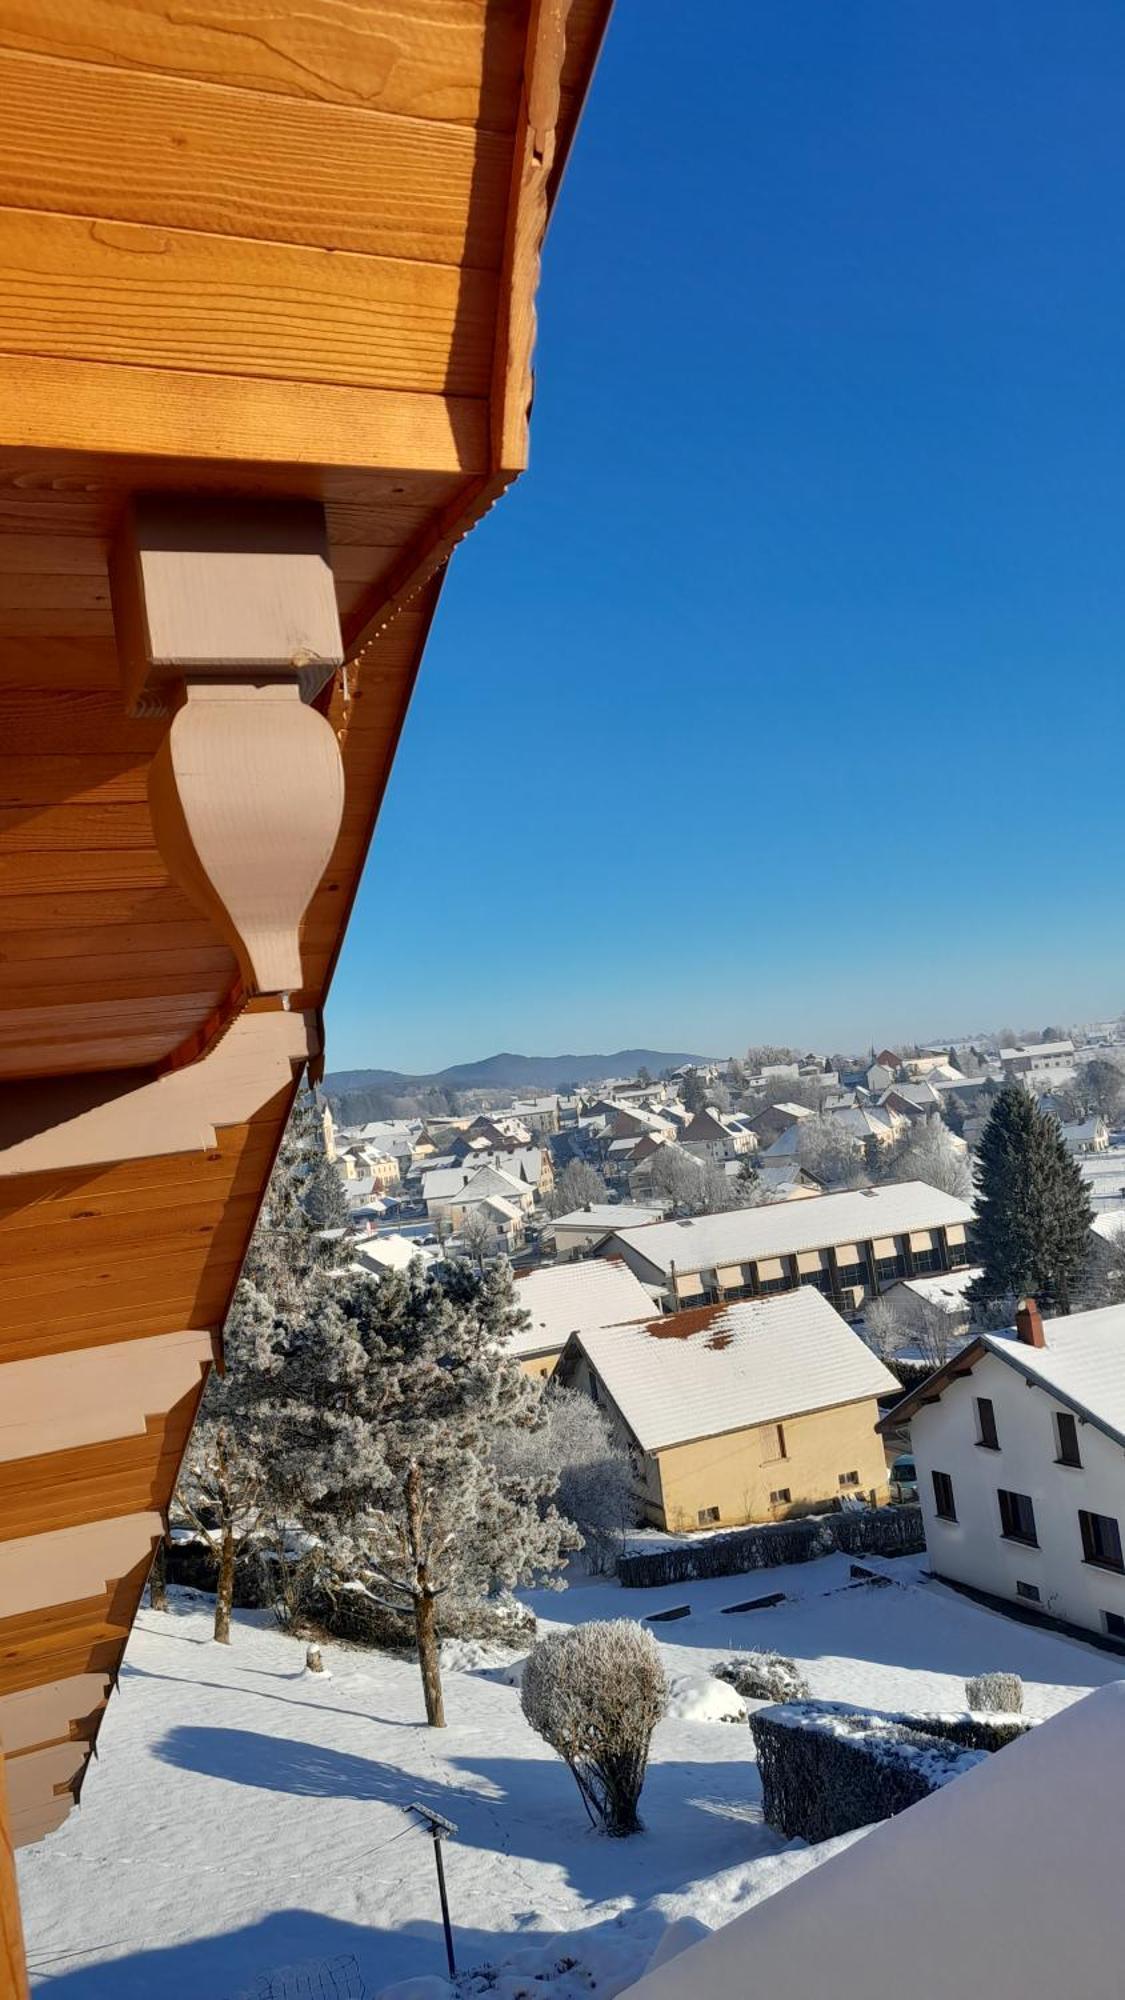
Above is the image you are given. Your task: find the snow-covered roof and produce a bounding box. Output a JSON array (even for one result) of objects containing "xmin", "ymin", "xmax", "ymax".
[
  {"xmin": 888, "ymin": 1266, "xmax": 982, "ymax": 1312},
  {"xmin": 424, "ymin": 1163, "xmax": 530, "ymax": 1204},
  {"xmin": 1000, "ymin": 1040, "xmax": 1075, "ymax": 1060},
  {"xmin": 625, "ymin": 1684, "xmax": 1125, "ymax": 2000},
  {"xmin": 352, "ymin": 1233, "xmax": 435, "ymax": 1275},
  {"xmin": 1092, "ymin": 1212, "xmax": 1125, "ymax": 1243},
  {"xmin": 550, "ymin": 1203, "xmax": 664, "ymax": 1233},
  {"xmin": 571, "ymin": 1289, "xmax": 897, "ymax": 1451},
  {"xmin": 509, "ymin": 1259, "xmax": 656, "ymax": 1359},
  {"xmin": 982, "ymin": 1303, "xmax": 1125, "ymax": 1451},
  {"xmin": 605, "ymin": 1182, "xmax": 974, "ymax": 1280}
]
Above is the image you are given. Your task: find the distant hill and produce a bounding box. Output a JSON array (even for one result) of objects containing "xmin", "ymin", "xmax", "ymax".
[{"xmin": 323, "ymin": 1049, "xmax": 708, "ymax": 1121}]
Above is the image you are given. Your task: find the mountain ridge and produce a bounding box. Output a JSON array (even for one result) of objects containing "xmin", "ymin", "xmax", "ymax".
[{"xmin": 324, "ymin": 1048, "xmax": 710, "ymax": 1099}]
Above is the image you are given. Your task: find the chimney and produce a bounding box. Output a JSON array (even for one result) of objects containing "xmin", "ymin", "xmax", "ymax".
[{"xmin": 1016, "ymin": 1297, "xmax": 1046, "ymax": 1348}]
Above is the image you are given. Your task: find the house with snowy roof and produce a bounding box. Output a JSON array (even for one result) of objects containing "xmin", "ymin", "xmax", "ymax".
[
  {"xmin": 883, "ymin": 1297, "xmax": 1125, "ymax": 1643},
  {"xmin": 509, "ymin": 1259, "xmax": 656, "ymax": 1380},
  {"xmin": 679, "ymin": 1108, "xmax": 756, "ymax": 1163},
  {"xmin": 597, "ymin": 1181, "xmax": 974, "ymax": 1313},
  {"xmin": 625, "ymin": 1681, "xmax": 1125, "ymax": 2000},
  {"xmin": 546, "ymin": 1202, "xmax": 665, "ymax": 1262},
  {"xmin": 557, "ymin": 1288, "xmax": 897, "ymax": 1531}
]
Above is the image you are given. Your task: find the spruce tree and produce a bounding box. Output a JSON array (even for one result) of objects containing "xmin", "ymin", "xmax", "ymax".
[
  {"xmin": 271, "ymin": 1261, "xmax": 579, "ymax": 1726},
  {"xmin": 969, "ymin": 1085, "xmax": 1093, "ymax": 1317}
]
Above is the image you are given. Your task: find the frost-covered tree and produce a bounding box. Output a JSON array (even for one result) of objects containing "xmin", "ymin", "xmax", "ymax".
[
  {"xmin": 882, "ymin": 1119, "xmax": 972, "ymax": 1199},
  {"xmin": 648, "ymin": 1143, "xmax": 705, "ymax": 1214},
  {"xmin": 521, "ymin": 1621, "xmax": 667, "ymax": 1835},
  {"xmin": 174, "ymin": 1090, "xmax": 329, "ymax": 1642},
  {"xmin": 272, "ymin": 1262, "xmax": 579, "ymax": 1726},
  {"xmin": 494, "ymin": 1386, "xmax": 636, "ymax": 1572},
  {"xmin": 796, "ymin": 1114, "xmax": 863, "ymax": 1189},
  {"xmin": 457, "ymin": 1205, "xmax": 493, "ymax": 1268},
  {"xmin": 302, "ymin": 1155, "xmax": 351, "ymax": 1229},
  {"xmin": 970, "ymin": 1085, "xmax": 1094, "ymax": 1317},
  {"xmin": 549, "ymin": 1159, "xmax": 608, "ymax": 1215}
]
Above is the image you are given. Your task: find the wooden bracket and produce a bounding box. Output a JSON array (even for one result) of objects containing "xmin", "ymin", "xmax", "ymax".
[
  {"xmin": 0, "ymin": 1007, "xmax": 319, "ymax": 1179},
  {"xmin": 110, "ymin": 496, "xmax": 346, "ymax": 998}
]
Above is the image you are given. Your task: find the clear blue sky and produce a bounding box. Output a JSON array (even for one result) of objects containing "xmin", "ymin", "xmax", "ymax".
[{"xmin": 327, "ymin": 0, "xmax": 1125, "ymax": 1076}]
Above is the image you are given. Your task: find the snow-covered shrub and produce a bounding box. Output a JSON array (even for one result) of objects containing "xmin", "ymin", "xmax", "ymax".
[
  {"xmin": 901, "ymin": 1710, "xmax": 1032, "ymax": 1752},
  {"xmin": 664, "ymin": 1672, "xmax": 746, "ymax": 1724},
  {"xmin": 965, "ymin": 1671, "xmax": 1023, "ymax": 1714},
  {"xmin": 715, "ymin": 1651, "xmax": 811, "ymax": 1703},
  {"xmin": 751, "ymin": 1702, "xmax": 983, "ymax": 1842},
  {"xmin": 521, "ymin": 1620, "xmax": 667, "ymax": 1835}
]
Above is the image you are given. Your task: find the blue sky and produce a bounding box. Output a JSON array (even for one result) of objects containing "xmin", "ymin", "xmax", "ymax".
[{"xmin": 327, "ymin": 1, "xmax": 1125, "ymax": 1075}]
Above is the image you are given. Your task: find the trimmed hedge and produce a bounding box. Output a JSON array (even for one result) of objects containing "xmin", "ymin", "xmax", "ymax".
[
  {"xmin": 966, "ymin": 1671, "xmax": 1023, "ymax": 1714},
  {"xmin": 751, "ymin": 1702, "xmax": 984, "ymax": 1842},
  {"xmin": 618, "ymin": 1507, "xmax": 924, "ymax": 1589},
  {"xmin": 900, "ymin": 1710, "xmax": 1032, "ymax": 1753},
  {"xmin": 715, "ymin": 1652, "xmax": 811, "ymax": 1703}
]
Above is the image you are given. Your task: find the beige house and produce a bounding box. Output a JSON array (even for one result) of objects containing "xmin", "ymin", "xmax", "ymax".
[
  {"xmin": 598, "ymin": 1180, "xmax": 974, "ymax": 1315},
  {"xmin": 546, "ymin": 1202, "xmax": 664, "ymax": 1261},
  {"xmin": 557, "ymin": 1288, "xmax": 897, "ymax": 1532},
  {"xmin": 508, "ymin": 1258, "xmax": 657, "ymax": 1379}
]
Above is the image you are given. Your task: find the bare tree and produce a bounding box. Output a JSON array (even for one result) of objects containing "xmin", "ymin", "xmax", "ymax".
[
  {"xmin": 458, "ymin": 1205, "xmax": 493, "ymax": 1268},
  {"xmin": 795, "ymin": 1114, "xmax": 864, "ymax": 1189},
  {"xmin": 549, "ymin": 1159, "xmax": 608, "ymax": 1215}
]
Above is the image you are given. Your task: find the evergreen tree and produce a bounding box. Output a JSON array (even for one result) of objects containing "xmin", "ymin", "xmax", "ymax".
[
  {"xmin": 969, "ymin": 1085, "xmax": 1094, "ymax": 1317},
  {"xmin": 272, "ymin": 1262, "xmax": 578, "ymax": 1727},
  {"xmin": 681, "ymin": 1068, "xmax": 707, "ymax": 1115},
  {"xmin": 175, "ymin": 1090, "xmax": 328, "ymax": 1641},
  {"xmin": 302, "ymin": 1155, "xmax": 351, "ymax": 1229}
]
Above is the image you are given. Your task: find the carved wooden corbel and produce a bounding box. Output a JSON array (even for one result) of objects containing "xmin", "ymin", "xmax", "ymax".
[{"xmin": 110, "ymin": 496, "xmax": 346, "ymax": 999}]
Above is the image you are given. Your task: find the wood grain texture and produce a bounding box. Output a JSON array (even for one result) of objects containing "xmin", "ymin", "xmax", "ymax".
[
  {"xmin": 0, "ymin": 355, "xmax": 489, "ymax": 471},
  {"xmin": 0, "ymin": 1392, "xmax": 204, "ymax": 1541},
  {"xmin": 0, "ymin": 50, "xmax": 513, "ymax": 267},
  {"xmin": 0, "ymin": 0, "xmax": 528, "ymax": 123},
  {"xmin": 0, "ymin": 208, "xmax": 497, "ymax": 396}
]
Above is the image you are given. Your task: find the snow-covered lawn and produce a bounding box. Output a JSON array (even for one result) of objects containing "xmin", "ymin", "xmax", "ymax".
[{"xmin": 18, "ymin": 1556, "xmax": 1124, "ymax": 1999}]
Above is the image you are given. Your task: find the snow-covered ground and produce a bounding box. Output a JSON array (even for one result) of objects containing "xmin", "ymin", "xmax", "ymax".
[{"xmin": 18, "ymin": 1556, "xmax": 1125, "ymax": 1999}]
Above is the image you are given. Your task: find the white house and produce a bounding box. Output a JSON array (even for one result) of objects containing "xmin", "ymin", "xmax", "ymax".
[
  {"xmin": 1061, "ymin": 1115, "xmax": 1110, "ymax": 1155},
  {"xmin": 886, "ymin": 1298, "xmax": 1125, "ymax": 1642},
  {"xmin": 1000, "ymin": 1040, "xmax": 1077, "ymax": 1089}
]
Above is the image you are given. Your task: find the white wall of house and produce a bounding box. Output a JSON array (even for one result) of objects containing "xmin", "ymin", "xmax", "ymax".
[{"xmin": 913, "ymin": 1349, "xmax": 1125, "ymax": 1639}]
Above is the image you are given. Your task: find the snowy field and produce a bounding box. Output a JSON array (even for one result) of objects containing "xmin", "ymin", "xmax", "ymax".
[{"xmin": 18, "ymin": 1555, "xmax": 1125, "ymax": 1999}]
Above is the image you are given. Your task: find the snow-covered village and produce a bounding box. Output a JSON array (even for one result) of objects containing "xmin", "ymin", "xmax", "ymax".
[{"xmin": 3, "ymin": 6, "xmax": 1125, "ymax": 2000}]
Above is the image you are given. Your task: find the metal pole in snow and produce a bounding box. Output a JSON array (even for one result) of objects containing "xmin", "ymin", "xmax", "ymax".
[{"xmin": 407, "ymin": 1801, "xmax": 458, "ymax": 1979}]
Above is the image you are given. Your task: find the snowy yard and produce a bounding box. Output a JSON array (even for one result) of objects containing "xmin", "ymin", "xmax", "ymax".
[{"xmin": 19, "ymin": 1555, "xmax": 1125, "ymax": 1999}]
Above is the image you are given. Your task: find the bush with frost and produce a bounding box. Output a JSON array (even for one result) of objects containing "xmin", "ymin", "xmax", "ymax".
[
  {"xmin": 965, "ymin": 1671, "xmax": 1023, "ymax": 1714},
  {"xmin": 521, "ymin": 1620, "xmax": 667, "ymax": 1835}
]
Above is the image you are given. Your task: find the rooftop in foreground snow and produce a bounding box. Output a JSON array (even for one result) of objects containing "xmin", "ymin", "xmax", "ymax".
[{"xmin": 508, "ymin": 1259, "xmax": 654, "ymax": 1358}]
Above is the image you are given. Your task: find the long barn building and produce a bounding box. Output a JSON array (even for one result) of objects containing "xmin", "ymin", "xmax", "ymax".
[{"xmin": 0, "ymin": 6, "xmax": 612, "ymax": 1989}]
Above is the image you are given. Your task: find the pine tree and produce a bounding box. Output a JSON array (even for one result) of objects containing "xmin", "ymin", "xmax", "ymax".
[
  {"xmin": 271, "ymin": 1261, "xmax": 579, "ymax": 1726},
  {"xmin": 969, "ymin": 1085, "xmax": 1094, "ymax": 1317},
  {"xmin": 302, "ymin": 1155, "xmax": 351, "ymax": 1230},
  {"xmin": 681, "ymin": 1068, "xmax": 707, "ymax": 1115}
]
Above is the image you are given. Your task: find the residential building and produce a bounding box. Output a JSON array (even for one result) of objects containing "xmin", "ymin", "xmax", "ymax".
[
  {"xmin": 625, "ymin": 1682, "xmax": 1125, "ymax": 2000},
  {"xmin": 597, "ymin": 1181, "xmax": 974, "ymax": 1312},
  {"xmin": 884, "ymin": 1298, "xmax": 1125, "ymax": 1641},
  {"xmin": 557, "ymin": 1288, "xmax": 897, "ymax": 1530},
  {"xmin": 679, "ymin": 1108, "xmax": 756, "ymax": 1163},
  {"xmin": 546, "ymin": 1202, "xmax": 665, "ymax": 1261},
  {"xmin": 422, "ymin": 1162, "xmax": 537, "ymax": 1227},
  {"xmin": 1000, "ymin": 1040, "xmax": 1077, "ymax": 1087},
  {"xmin": 508, "ymin": 1259, "xmax": 656, "ymax": 1379},
  {"xmin": 1061, "ymin": 1115, "xmax": 1110, "ymax": 1154},
  {"xmin": 761, "ymin": 1103, "xmax": 903, "ymax": 1161},
  {"xmin": 352, "ymin": 1234, "xmax": 436, "ymax": 1278}
]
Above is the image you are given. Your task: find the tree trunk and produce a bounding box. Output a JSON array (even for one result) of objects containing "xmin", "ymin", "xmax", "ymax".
[
  {"xmin": 214, "ymin": 1522, "xmax": 235, "ymax": 1644},
  {"xmin": 148, "ymin": 1537, "xmax": 169, "ymax": 1613},
  {"xmin": 414, "ymin": 1589, "xmax": 445, "ymax": 1728}
]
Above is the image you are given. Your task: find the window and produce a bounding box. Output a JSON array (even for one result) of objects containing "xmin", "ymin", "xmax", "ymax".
[
  {"xmin": 875, "ymin": 1255, "xmax": 905, "ymax": 1284},
  {"xmin": 1055, "ymin": 1412, "xmax": 1082, "ymax": 1467},
  {"xmin": 998, "ymin": 1488, "xmax": 1037, "ymax": 1546},
  {"xmin": 770, "ymin": 1487, "xmax": 791, "ymax": 1505},
  {"xmin": 932, "ymin": 1470, "xmax": 957, "ymax": 1521},
  {"xmin": 1080, "ymin": 1510, "xmax": 1124, "ymax": 1572},
  {"xmin": 975, "ymin": 1397, "xmax": 1000, "ymax": 1450},
  {"xmin": 911, "ymin": 1247, "xmax": 940, "ymax": 1274},
  {"xmin": 838, "ymin": 1470, "xmax": 860, "ymax": 1488},
  {"xmin": 836, "ymin": 1262, "xmax": 867, "ymax": 1290},
  {"xmin": 698, "ymin": 1505, "xmax": 720, "ymax": 1525},
  {"xmin": 1103, "ymin": 1610, "xmax": 1125, "ymax": 1640},
  {"xmin": 1016, "ymin": 1580, "xmax": 1041, "ymax": 1603},
  {"xmin": 758, "ymin": 1422, "xmax": 788, "ymax": 1464},
  {"xmin": 588, "ymin": 1370, "xmax": 600, "ymax": 1406}
]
